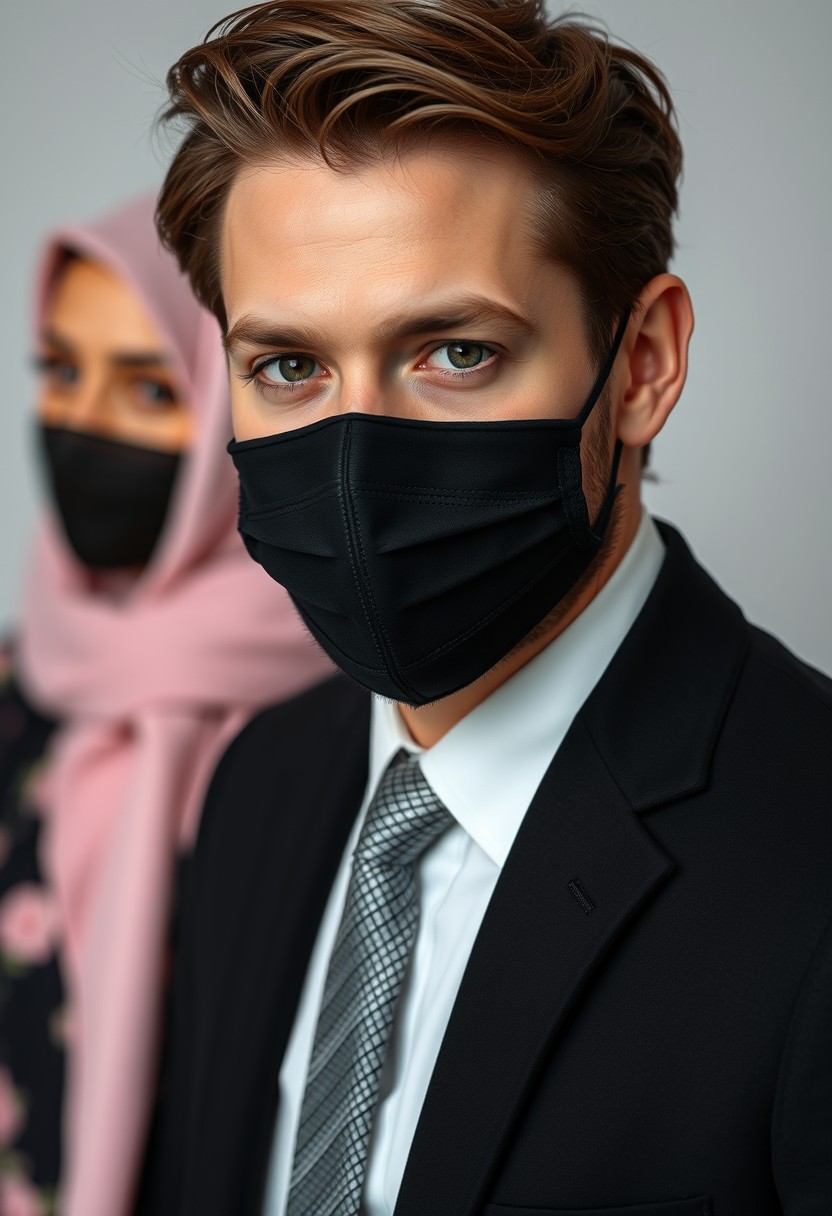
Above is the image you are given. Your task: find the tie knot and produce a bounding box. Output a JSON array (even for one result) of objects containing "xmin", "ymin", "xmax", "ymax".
[{"xmin": 355, "ymin": 750, "xmax": 453, "ymax": 869}]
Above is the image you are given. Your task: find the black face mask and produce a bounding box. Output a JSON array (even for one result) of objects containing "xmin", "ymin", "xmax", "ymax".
[
  {"xmin": 38, "ymin": 425, "xmax": 180, "ymax": 570},
  {"xmin": 230, "ymin": 315, "xmax": 629, "ymax": 705}
]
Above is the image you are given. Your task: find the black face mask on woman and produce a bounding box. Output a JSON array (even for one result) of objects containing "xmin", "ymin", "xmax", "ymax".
[
  {"xmin": 39, "ymin": 425, "xmax": 180, "ymax": 570},
  {"xmin": 230, "ymin": 315, "xmax": 629, "ymax": 706}
]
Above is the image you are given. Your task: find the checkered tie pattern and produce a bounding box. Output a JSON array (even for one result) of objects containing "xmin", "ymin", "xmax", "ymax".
[{"xmin": 287, "ymin": 749, "xmax": 454, "ymax": 1215}]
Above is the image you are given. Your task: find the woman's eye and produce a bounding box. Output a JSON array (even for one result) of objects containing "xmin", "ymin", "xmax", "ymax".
[
  {"xmin": 133, "ymin": 379, "xmax": 177, "ymax": 406},
  {"xmin": 257, "ymin": 354, "xmax": 320, "ymax": 385},
  {"xmin": 425, "ymin": 342, "xmax": 495, "ymax": 372},
  {"xmin": 36, "ymin": 355, "xmax": 78, "ymax": 387}
]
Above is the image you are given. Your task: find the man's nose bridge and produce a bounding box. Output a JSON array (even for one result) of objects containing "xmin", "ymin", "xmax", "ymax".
[
  {"xmin": 337, "ymin": 395, "xmax": 387, "ymax": 418},
  {"xmin": 333, "ymin": 359, "xmax": 390, "ymax": 418}
]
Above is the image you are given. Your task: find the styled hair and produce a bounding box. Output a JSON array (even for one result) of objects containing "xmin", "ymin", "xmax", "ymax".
[{"xmin": 157, "ymin": 0, "xmax": 682, "ymax": 365}]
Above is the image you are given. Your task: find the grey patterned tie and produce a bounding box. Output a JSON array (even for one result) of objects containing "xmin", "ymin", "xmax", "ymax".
[{"xmin": 287, "ymin": 749, "xmax": 454, "ymax": 1216}]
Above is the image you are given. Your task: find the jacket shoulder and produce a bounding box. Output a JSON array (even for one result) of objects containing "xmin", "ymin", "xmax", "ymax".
[
  {"xmin": 714, "ymin": 624, "xmax": 832, "ymax": 858},
  {"xmin": 745, "ymin": 625, "xmax": 832, "ymax": 714},
  {"xmin": 723, "ymin": 626, "xmax": 832, "ymax": 790},
  {"xmin": 222, "ymin": 673, "xmax": 369, "ymax": 770},
  {"xmin": 197, "ymin": 674, "xmax": 370, "ymax": 852}
]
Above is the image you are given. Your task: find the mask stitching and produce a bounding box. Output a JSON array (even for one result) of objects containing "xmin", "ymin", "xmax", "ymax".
[
  {"xmin": 290, "ymin": 599, "xmax": 389, "ymax": 675},
  {"xmin": 558, "ymin": 444, "xmax": 595, "ymax": 550},
  {"xmin": 402, "ymin": 529, "xmax": 597, "ymax": 670},
  {"xmin": 228, "ymin": 416, "xmax": 585, "ymax": 452},
  {"xmin": 338, "ymin": 423, "xmax": 384, "ymax": 667},
  {"xmin": 338, "ymin": 422, "xmax": 417, "ymax": 700},
  {"xmin": 357, "ymin": 487, "xmax": 560, "ymax": 505},
  {"xmin": 338, "ymin": 423, "xmax": 423, "ymax": 700},
  {"xmin": 349, "ymin": 498, "xmax": 424, "ymax": 703},
  {"xmin": 240, "ymin": 481, "xmax": 340, "ymax": 522}
]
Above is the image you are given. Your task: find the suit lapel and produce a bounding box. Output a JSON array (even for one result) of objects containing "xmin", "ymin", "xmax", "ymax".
[
  {"xmin": 395, "ymin": 716, "xmax": 673, "ymax": 1216},
  {"xmin": 396, "ymin": 523, "xmax": 749, "ymax": 1216}
]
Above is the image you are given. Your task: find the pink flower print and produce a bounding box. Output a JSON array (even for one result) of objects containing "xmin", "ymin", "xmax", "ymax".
[
  {"xmin": 0, "ymin": 1067, "xmax": 25, "ymax": 1147},
  {"xmin": 0, "ymin": 1172, "xmax": 46, "ymax": 1216},
  {"xmin": 0, "ymin": 885, "xmax": 60, "ymax": 966},
  {"xmin": 48, "ymin": 1003, "xmax": 76, "ymax": 1050},
  {"xmin": 20, "ymin": 763, "xmax": 54, "ymax": 819}
]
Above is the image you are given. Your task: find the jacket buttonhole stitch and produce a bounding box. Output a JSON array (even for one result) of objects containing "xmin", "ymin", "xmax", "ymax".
[{"xmin": 568, "ymin": 879, "xmax": 596, "ymax": 916}]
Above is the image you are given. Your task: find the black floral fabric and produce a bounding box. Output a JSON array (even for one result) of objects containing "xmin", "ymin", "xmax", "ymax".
[{"xmin": 0, "ymin": 642, "xmax": 62, "ymax": 1215}]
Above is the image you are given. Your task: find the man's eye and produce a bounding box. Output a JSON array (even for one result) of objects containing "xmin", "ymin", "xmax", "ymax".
[
  {"xmin": 257, "ymin": 355, "xmax": 320, "ymax": 384},
  {"xmin": 426, "ymin": 342, "xmax": 494, "ymax": 371}
]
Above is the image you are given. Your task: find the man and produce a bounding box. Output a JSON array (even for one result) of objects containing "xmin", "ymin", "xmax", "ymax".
[{"xmin": 138, "ymin": 2, "xmax": 832, "ymax": 1213}]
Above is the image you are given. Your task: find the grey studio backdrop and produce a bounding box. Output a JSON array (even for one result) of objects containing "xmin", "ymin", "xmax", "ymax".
[{"xmin": 2, "ymin": 1, "xmax": 830, "ymax": 670}]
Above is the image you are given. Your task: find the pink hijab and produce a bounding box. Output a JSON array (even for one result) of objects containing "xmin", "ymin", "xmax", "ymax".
[{"xmin": 17, "ymin": 196, "xmax": 332, "ymax": 1216}]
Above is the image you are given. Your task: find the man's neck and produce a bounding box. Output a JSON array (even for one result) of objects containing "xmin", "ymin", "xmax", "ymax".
[{"xmin": 399, "ymin": 482, "xmax": 643, "ymax": 749}]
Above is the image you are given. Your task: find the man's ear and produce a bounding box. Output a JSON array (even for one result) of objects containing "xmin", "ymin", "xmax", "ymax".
[{"xmin": 616, "ymin": 274, "xmax": 694, "ymax": 448}]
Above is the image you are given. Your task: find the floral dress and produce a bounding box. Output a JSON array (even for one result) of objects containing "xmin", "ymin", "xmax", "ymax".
[{"xmin": 0, "ymin": 643, "xmax": 63, "ymax": 1216}]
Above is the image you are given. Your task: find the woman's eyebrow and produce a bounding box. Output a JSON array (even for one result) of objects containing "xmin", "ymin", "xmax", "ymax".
[
  {"xmin": 109, "ymin": 352, "xmax": 171, "ymax": 370},
  {"xmin": 40, "ymin": 327, "xmax": 171, "ymax": 370},
  {"xmin": 40, "ymin": 327, "xmax": 76, "ymax": 355}
]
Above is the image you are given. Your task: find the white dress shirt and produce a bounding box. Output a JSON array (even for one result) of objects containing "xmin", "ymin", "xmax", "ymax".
[{"xmin": 263, "ymin": 511, "xmax": 665, "ymax": 1215}]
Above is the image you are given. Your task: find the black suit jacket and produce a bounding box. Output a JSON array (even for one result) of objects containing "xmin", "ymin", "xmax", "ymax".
[{"xmin": 138, "ymin": 524, "xmax": 832, "ymax": 1216}]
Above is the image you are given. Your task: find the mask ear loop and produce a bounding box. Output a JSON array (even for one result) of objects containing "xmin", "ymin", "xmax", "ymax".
[
  {"xmin": 575, "ymin": 309, "xmax": 632, "ymax": 427},
  {"xmin": 586, "ymin": 311, "xmax": 632, "ymax": 541},
  {"xmin": 588, "ymin": 436, "xmax": 624, "ymax": 543}
]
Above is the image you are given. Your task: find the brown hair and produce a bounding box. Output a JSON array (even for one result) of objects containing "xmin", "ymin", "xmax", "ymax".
[{"xmin": 157, "ymin": 0, "xmax": 682, "ymax": 366}]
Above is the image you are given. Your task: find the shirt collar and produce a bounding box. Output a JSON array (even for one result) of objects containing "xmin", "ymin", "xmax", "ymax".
[{"xmin": 369, "ymin": 511, "xmax": 665, "ymax": 868}]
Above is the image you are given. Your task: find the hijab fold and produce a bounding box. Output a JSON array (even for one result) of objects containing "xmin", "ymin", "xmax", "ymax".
[{"xmin": 18, "ymin": 196, "xmax": 333, "ymax": 1216}]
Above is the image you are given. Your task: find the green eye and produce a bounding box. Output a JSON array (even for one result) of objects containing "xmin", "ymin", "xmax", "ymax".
[
  {"xmin": 260, "ymin": 354, "xmax": 318, "ymax": 384},
  {"xmin": 446, "ymin": 343, "xmax": 487, "ymax": 369},
  {"xmin": 429, "ymin": 342, "xmax": 493, "ymax": 372}
]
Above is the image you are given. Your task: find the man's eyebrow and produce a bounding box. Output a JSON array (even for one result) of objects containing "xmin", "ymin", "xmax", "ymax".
[
  {"xmin": 40, "ymin": 328, "xmax": 171, "ymax": 371},
  {"xmin": 223, "ymin": 296, "xmax": 537, "ymax": 356},
  {"xmin": 223, "ymin": 318, "xmax": 322, "ymax": 357},
  {"xmin": 376, "ymin": 297, "xmax": 538, "ymax": 342}
]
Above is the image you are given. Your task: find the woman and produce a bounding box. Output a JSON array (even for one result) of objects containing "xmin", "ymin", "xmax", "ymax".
[{"xmin": 0, "ymin": 196, "xmax": 332, "ymax": 1216}]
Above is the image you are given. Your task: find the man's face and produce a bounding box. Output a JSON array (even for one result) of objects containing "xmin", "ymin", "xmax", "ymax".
[{"xmin": 222, "ymin": 139, "xmax": 603, "ymax": 443}]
